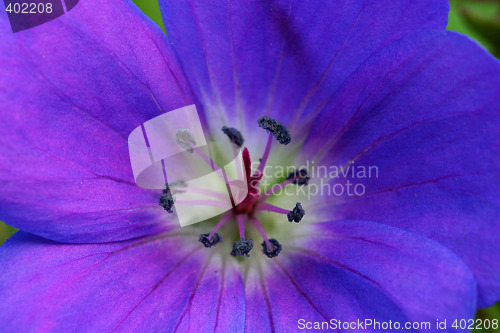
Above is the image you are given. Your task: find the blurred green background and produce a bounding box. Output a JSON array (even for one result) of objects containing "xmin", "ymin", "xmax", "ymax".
[{"xmin": 1, "ymin": 0, "xmax": 499, "ymax": 330}]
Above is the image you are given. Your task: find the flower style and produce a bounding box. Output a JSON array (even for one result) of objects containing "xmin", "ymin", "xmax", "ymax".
[{"xmin": 0, "ymin": 0, "xmax": 499, "ymax": 332}]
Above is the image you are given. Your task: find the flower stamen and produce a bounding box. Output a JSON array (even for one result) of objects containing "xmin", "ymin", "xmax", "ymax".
[
  {"xmin": 159, "ymin": 185, "xmax": 175, "ymax": 213},
  {"xmin": 261, "ymin": 239, "xmax": 282, "ymax": 258},
  {"xmin": 257, "ymin": 202, "xmax": 305, "ymax": 223},
  {"xmin": 199, "ymin": 233, "xmax": 222, "ymax": 248},
  {"xmin": 229, "ymin": 215, "xmax": 254, "ymax": 257},
  {"xmin": 222, "ymin": 126, "xmax": 244, "ymax": 148},
  {"xmin": 176, "ymin": 129, "xmax": 218, "ymax": 171},
  {"xmin": 287, "ymin": 168, "xmax": 310, "ymax": 186},
  {"xmin": 287, "ymin": 202, "xmax": 305, "ymax": 223},
  {"xmin": 231, "ymin": 238, "xmax": 254, "ymax": 257},
  {"xmin": 176, "ymin": 129, "xmax": 196, "ymax": 153},
  {"xmin": 257, "ymin": 116, "xmax": 291, "ymax": 145}
]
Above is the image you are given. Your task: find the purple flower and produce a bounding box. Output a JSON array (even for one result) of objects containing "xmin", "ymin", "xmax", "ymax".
[{"xmin": 0, "ymin": 0, "xmax": 499, "ymax": 331}]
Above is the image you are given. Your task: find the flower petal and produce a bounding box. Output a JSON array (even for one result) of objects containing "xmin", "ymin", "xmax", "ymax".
[
  {"xmin": 0, "ymin": 231, "xmax": 245, "ymax": 332},
  {"xmin": 0, "ymin": 0, "xmax": 196, "ymax": 242},
  {"xmin": 158, "ymin": 0, "xmax": 449, "ymax": 145},
  {"xmin": 305, "ymin": 31, "xmax": 500, "ymax": 307},
  {"xmin": 245, "ymin": 220, "xmax": 476, "ymax": 332}
]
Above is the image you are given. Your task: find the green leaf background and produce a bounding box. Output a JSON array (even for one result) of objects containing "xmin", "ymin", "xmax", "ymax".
[{"xmin": 0, "ymin": 0, "xmax": 499, "ymax": 329}]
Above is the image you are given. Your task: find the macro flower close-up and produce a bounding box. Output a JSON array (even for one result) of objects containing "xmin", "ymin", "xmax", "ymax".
[{"xmin": 0, "ymin": 0, "xmax": 499, "ymax": 332}]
